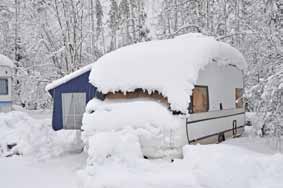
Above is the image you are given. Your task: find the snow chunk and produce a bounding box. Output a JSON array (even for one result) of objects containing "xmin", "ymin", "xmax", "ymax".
[
  {"xmin": 45, "ymin": 64, "xmax": 92, "ymax": 91},
  {"xmin": 0, "ymin": 54, "xmax": 14, "ymax": 68},
  {"xmin": 90, "ymin": 33, "xmax": 246, "ymax": 113},
  {"xmin": 82, "ymin": 99, "xmax": 187, "ymax": 158},
  {"xmin": 86, "ymin": 129, "xmax": 143, "ymax": 164}
]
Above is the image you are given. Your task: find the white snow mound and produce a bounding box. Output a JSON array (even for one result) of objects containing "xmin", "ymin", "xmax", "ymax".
[
  {"xmin": 82, "ymin": 99, "xmax": 187, "ymax": 158},
  {"xmin": 0, "ymin": 54, "xmax": 14, "ymax": 68},
  {"xmin": 90, "ymin": 33, "xmax": 246, "ymax": 113},
  {"xmin": 0, "ymin": 111, "xmax": 82, "ymax": 159},
  {"xmin": 86, "ymin": 129, "xmax": 143, "ymax": 165}
]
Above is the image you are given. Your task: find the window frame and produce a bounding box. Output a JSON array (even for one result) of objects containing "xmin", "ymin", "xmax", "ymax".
[
  {"xmin": 0, "ymin": 78, "xmax": 9, "ymax": 95},
  {"xmin": 189, "ymin": 85, "xmax": 209, "ymax": 114},
  {"xmin": 235, "ymin": 88, "xmax": 244, "ymax": 109}
]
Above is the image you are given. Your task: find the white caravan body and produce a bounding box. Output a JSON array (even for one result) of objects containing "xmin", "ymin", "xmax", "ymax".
[{"xmin": 186, "ymin": 63, "xmax": 245, "ymax": 144}]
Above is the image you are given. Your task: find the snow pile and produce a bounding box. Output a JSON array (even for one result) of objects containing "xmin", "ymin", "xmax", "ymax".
[
  {"xmin": 182, "ymin": 144, "xmax": 283, "ymax": 188},
  {"xmin": 79, "ymin": 143, "xmax": 283, "ymax": 188},
  {"xmin": 90, "ymin": 33, "xmax": 246, "ymax": 113},
  {"xmin": 82, "ymin": 99, "xmax": 186, "ymax": 158},
  {"xmin": 0, "ymin": 54, "xmax": 14, "ymax": 68},
  {"xmin": 86, "ymin": 129, "xmax": 143, "ymax": 164},
  {"xmin": 0, "ymin": 111, "xmax": 82, "ymax": 159},
  {"xmin": 45, "ymin": 64, "xmax": 92, "ymax": 91}
]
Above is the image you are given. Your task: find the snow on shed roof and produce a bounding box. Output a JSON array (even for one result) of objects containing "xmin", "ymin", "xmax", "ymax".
[
  {"xmin": 90, "ymin": 33, "xmax": 247, "ymax": 113},
  {"xmin": 45, "ymin": 64, "xmax": 92, "ymax": 91},
  {"xmin": 0, "ymin": 54, "xmax": 14, "ymax": 68}
]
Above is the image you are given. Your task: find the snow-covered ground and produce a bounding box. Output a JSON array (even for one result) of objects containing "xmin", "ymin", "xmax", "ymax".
[
  {"xmin": 0, "ymin": 153, "xmax": 86, "ymax": 188},
  {"xmin": 0, "ymin": 111, "xmax": 283, "ymax": 188}
]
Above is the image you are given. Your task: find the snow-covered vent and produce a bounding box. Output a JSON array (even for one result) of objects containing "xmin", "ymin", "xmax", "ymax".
[{"xmin": 89, "ymin": 33, "xmax": 246, "ymax": 113}]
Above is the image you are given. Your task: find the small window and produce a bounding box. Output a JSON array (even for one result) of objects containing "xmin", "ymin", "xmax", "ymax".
[
  {"xmin": 191, "ymin": 85, "xmax": 209, "ymax": 113},
  {"xmin": 235, "ymin": 88, "xmax": 244, "ymax": 108},
  {"xmin": 0, "ymin": 79, "xmax": 8, "ymax": 95},
  {"xmin": 62, "ymin": 93, "xmax": 86, "ymax": 129}
]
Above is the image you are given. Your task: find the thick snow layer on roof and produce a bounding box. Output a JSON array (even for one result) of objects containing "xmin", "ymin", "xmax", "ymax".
[
  {"xmin": 90, "ymin": 33, "xmax": 246, "ymax": 113},
  {"xmin": 45, "ymin": 64, "xmax": 92, "ymax": 91},
  {"xmin": 0, "ymin": 54, "xmax": 14, "ymax": 68}
]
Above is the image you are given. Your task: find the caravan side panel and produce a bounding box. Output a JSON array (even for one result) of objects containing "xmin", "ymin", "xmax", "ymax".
[
  {"xmin": 196, "ymin": 63, "xmax": 244, "ymax": 111},
  {"xmin": 187, "ymin": 63, "xmax": 245, "ymax": 143},
  {"xmin": 187, "ymin": 109, "xmax": 245, "ymax": 143}
]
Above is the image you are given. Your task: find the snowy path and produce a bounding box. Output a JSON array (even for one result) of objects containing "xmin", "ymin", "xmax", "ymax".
[{"xmin": 0, "ymin": 153, "xmax": 86, "ymax": 188}]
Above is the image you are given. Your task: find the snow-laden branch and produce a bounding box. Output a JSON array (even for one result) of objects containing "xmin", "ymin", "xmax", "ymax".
[
  {"xmin": 170, "ymin": 24, "xmax": 202, "ymax": 38},
  {"xmin": 216, "ymin": 32, "xmax": 255, "ymax": 41}
]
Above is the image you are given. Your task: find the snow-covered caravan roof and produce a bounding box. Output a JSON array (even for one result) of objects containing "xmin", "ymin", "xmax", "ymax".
[
  {"xmin": 45, "ymin": 64, "xmax": 92, "ymax": 91},
  {"xmin": 0, "ymin": 54, "xmax": 14, "ymax": 68},
  {"xmin": 89, "ymin": 33, "xmax": 247, "ymax": 113}
]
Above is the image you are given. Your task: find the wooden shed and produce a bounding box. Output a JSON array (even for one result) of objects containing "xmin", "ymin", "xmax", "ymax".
[{"xmin": 46, "ymin": 65, "xmax": 102, "ymax": 130}]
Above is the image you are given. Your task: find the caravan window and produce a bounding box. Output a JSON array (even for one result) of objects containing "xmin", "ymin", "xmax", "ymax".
[
  {"xmin": 235, "ymin": 88, "xmax": 243, "ymax": 108},
  {"xmin": 191, "ymin": 85, "xmax": 209, "ymax": 113},
  {"xmin": 0, "ymin": 79, "xmax": 8, "ymax": 95},
  {"xmin": 62, "ymin": 93, "xmax": 86, "ymax": 129}
]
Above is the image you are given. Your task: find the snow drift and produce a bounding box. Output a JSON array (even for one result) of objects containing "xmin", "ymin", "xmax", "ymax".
[
  {"xmin": 0, "ymin": 111, "xmax": 82, "ymax": 159},
  {"xmin": 86, "ymin": 129, "xmax": 143, "ymax": 165},
  {"xmin": 89, "ymin": 33, "xmax": 246, "ymax": 113},
  {"xmin": 82, "ymin": 99, "xmax": 186, "ymax": 158},
  {"xmin": 79, "ymin": 142, "xmax": 283, "ymax": 188}
]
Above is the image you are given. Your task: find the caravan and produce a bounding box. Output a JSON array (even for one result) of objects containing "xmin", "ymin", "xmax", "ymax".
[
  {"xmin": 0, "ymin": 55, "xmax": 13, "ymax": 112},
  {"xmin": 47, "ymin": 34, "xmax": 247, "ymax": 158},
  {"xmin": 84, "ymin": 33, "xmax": 247, "ymax": 158}
]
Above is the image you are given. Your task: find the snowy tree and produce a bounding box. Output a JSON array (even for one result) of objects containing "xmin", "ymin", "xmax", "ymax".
[{"xmin": 108, "ymin": 0, "xmax": 119, "ymax": 51}]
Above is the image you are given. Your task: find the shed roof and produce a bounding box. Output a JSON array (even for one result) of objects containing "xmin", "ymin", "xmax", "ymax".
[
  {"xmin": 89, "ymin": 33, "xmax": 247, "ymax": 113},
  {"xmin": 0, "ymin": 54, "xmax": 14, "ymax": 68},
  {"xmin": 45, "ymin": 64, "xmax": 92, "ymax": 91}
]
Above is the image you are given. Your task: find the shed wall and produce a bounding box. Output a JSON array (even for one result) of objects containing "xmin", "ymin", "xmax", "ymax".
[{"xmin": 50, "ymin": 71, "xmax": 98, "ymax": 130}]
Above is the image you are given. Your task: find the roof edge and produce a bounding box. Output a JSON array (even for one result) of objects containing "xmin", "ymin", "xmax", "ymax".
[{"xmin": 45, "ymin": 64, "xmax": 93, "ymax": 91}]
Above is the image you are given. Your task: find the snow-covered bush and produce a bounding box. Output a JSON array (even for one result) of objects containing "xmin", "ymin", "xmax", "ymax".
[{"xmin": 246, "ymin": 63, "xmax": 283, "ymax": 149}]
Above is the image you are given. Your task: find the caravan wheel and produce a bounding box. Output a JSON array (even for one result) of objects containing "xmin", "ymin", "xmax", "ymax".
[{"xmin": 218, "ymin": 133, "xmax": 225, "ymax": 143}]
